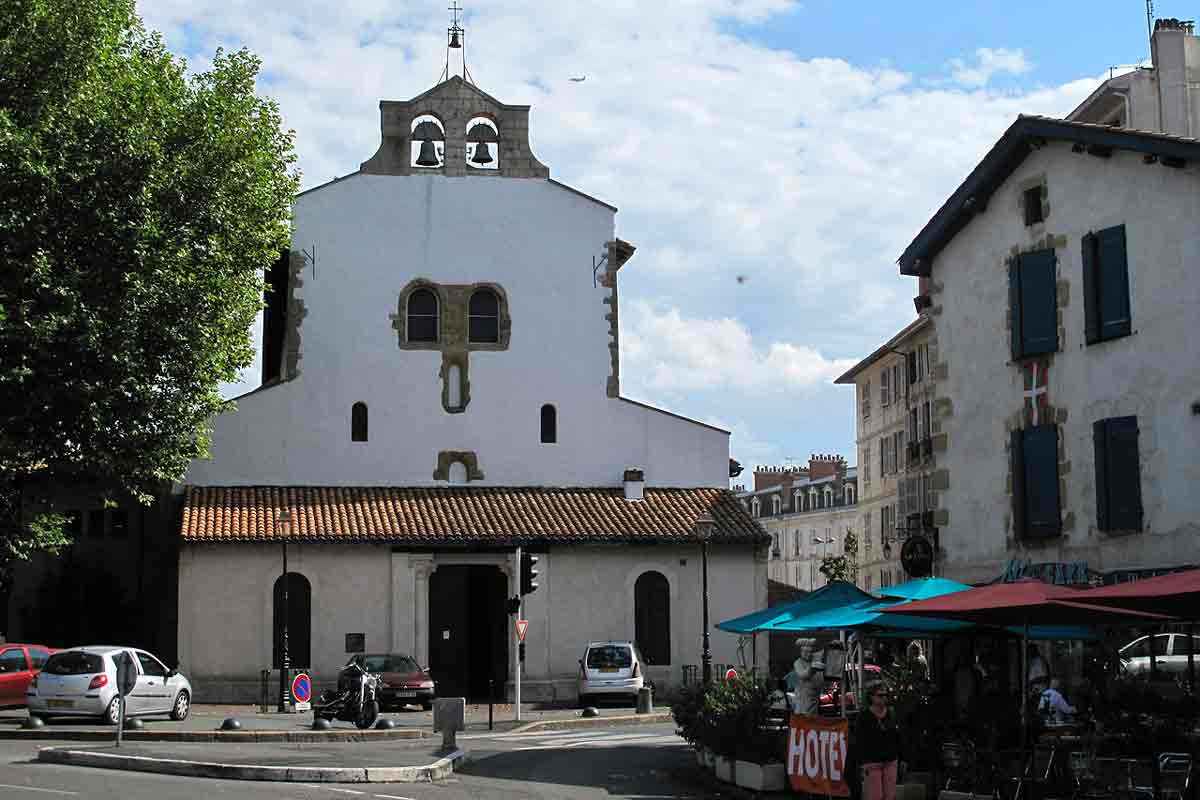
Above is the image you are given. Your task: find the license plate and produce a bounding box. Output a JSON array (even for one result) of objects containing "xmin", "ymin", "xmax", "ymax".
[
  {"xmin": 392, "ymin": 691, "xmax": 417, "ymax": 698},
  {"xmin": 599, "ymin": 667, "xmax": 618, "ymax": 673},
  {"xmin": 47, "ymin": 699, "xmax": 74, "ymax": 708}
]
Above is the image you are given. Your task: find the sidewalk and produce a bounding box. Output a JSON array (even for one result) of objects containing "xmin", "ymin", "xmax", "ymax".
[
  {"xmin": 37, "ymin": 739, "xmax": 467, "ymax": 783},
  {"xmin": 1, "ymin": 701, "xmax": 671, "ymax": 741}
]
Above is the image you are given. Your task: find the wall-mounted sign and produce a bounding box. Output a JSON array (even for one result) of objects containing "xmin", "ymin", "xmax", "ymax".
[
  {"xmin": 901, "ymin": 535, "xmax": 934, "ymax": 578},
  {"xmin": 345, "ymin": 633, "xmax": 365, "ymax": 653},
  {"xmin": 1003, "ymin": 559, "xmax": 1089, "ymax": 586}
]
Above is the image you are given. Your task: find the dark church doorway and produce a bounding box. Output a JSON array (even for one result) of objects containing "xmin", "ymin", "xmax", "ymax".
[
  {"xmin": 273, "ymin": 572, "xmax": 311, "ymax": 669},
  {"xmin": 428, "ymin": 565, "xmax": 507, "ymax": 700}
]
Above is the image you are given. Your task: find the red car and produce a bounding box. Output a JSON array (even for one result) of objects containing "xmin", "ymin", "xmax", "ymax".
[{"xmin": 0, "ymin": 643, "xmax": 56, "ymax": 709}]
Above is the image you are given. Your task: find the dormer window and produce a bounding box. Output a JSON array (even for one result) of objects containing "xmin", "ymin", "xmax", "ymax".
[
  {"xmin": 772, "ymin": 496, "xmax": 781, "ymax": 515},
  {"xmin": 751, "ymin": 498, "xmax": 761, "ymax": 518},
  {"xmin": 407, "ymin": 288, "xmax": 439, "ymax": 342}
]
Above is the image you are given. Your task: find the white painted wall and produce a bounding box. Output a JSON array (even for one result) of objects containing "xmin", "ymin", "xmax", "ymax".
[
  {"xmin": 178, "ymin": 540, "xmax": 767, "ymax": 702},
  {"xmin": 931, "ymin": 142, "xmax": 1200, "ymax": 582},
  {"xmin": 186, "ymin": 174, "xmax": 728, "ymax": 489}
]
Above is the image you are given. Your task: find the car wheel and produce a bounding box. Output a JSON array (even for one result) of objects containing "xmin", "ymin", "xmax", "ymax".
[
  {"xmin": 170, "ymin": 690, "xmax": 190, "ymax": 722},
  {"xmin": 103, "ymin": 697, "xmax": 122, "ymax": 726},
  {"xmin": 421, "ymin": 701, "xmax": 433, "ymax": 712}
]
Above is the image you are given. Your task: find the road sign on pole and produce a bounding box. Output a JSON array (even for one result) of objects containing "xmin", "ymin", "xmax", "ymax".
[
  {"xmin": 514, "ymin": 546, "xmax": 521, "ymax": 723},
  {"xmin": 515, "ymin": 619, "xmax": 529, "ymax": 642}
]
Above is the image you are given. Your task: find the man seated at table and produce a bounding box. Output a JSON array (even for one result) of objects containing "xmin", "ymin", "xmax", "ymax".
[{"xmin": 1039, "ymin": 678, "xmax": 1077, "ymax": 725}]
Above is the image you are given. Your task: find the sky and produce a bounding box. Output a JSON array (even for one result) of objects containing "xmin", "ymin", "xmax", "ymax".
[{"xmin": 138, "ymin": 0, "xmax": 1184, "ymax": 483}]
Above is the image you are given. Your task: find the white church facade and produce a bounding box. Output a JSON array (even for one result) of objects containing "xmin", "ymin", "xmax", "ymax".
[{"xmin": 176, "ymin": 75, "xmax": 768, "ymax": 702}]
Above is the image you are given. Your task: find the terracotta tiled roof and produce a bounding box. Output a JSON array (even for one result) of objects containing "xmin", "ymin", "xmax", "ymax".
[{"xmin": 181, "ymin": 486, "xmax": 769, "ymax": 546}]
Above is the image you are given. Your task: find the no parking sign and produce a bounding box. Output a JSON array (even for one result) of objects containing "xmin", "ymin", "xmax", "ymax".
[{"xmin": 291, "ymin": 672, "xmax": 312, "ymax": 712}]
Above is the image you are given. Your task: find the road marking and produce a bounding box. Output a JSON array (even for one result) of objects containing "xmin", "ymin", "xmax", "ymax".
[
  {"xmin": 374, "ymin": 795, "xmax": 418, "ymax": 800},
  {"xmin": 0, "ymin": 785, "xmax": 79, "ymax": 796},
  {"xmin": 298, "ymin": 786, "xmax": 365, "ymax": 796}
]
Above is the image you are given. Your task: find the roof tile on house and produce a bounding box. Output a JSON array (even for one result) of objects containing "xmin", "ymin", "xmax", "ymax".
[{"xmin": 181, "ymin": 486, "xmax": 769, "ymax": 546}]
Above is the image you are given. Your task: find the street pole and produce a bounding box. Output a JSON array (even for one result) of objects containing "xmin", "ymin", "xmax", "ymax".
[
  {"xmin": 701, "ymin": 538, "xmax": 712, "ymax": 685},
  {"xmin": 515, "ymin": 545, "xmax": 521, "ymax": 722},
  {"xmin": 276, "ymin": 510, "xmax": 292, "ymax": 714}
]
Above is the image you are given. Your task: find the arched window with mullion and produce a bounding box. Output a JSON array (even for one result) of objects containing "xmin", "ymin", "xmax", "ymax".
[
  {"xmin": 407, "ymin": 288, "xmax": 439, "ymax": 343},
  {"xmin": 469, "ymin": 289, "xmax": 499, "ymax": 343}
]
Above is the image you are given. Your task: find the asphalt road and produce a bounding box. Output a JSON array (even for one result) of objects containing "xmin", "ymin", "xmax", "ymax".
[{"xmin": 0, "ymin": 722, "xmax": 739, "ymax": 799}]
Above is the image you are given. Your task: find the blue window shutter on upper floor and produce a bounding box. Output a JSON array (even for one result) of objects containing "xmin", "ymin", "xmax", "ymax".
[
  {"xmin": 1105, "ymin": 416, "xmax": 1143, "ymax": 531},
  {"xmin": 1018, "ymin": 250, "xmax": 1058, "ymax": 358},
  {"xmin": 1082, "ymin": 232, "xmax": 1101, "ymax": 345},
  {"xmin": 1008, "ymin": 258, "xmax": 1023, "ymax": 360},
  {"xmin": 1097, "ymin": 225, "xmax": 1132, "ymax": 342}
]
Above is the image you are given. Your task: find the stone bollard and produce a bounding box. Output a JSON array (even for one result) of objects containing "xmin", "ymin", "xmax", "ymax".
[
  {"xmin": 636, "ymin": 685, "xmax": 653, "ymax": 714},
  {"xmin": 433, "ymin": 697, "xmax": 465, "ymax": 751}
]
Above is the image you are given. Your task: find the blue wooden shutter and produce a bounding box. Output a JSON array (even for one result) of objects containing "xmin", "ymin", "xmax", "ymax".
[
  {"xmin": 1023, "ymin": 424, "xmax": 1061, "ymax": 539},
  {"xmin": 1019, "ymin": 250, "xmax": 1058, "ymax": 357},
  {"xmin": 1097, "ymin": 225, "xmax": 1131, "ymax": 341},
  {"xmin": 1106, "ymin": 416, "xmax": 1143, "ymax": 530},
  {"xmin": 1082, "ymin": 232, "xmax": 1101, "ymax": 345},
  {"xmin": 1010, "ymin": 429, "xmax": 1026, "ymax": 538},
  {"xmin": 1093, "ymin": 419, "xmax": 1110, "ymax": 530},
  {"xmin": 1008, "ymin": 258, "xmax": 1023, "ymax": 360}
]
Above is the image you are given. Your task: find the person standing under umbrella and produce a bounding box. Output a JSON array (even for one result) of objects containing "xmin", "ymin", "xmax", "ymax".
[{"xmin": 857, "ymin": 683, "xmax": 903, "ymax": 800}]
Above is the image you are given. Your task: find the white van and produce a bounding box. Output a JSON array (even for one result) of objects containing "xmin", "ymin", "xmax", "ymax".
[{"xmin": 577, "ymin": 641, "xmax": 645, "ymax": 707}]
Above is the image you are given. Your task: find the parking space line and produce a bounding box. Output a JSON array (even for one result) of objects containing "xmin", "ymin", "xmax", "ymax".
[
  {"xmin": 0, "ymin": 785, "xmax": 79, "ymax": 796},
  {"xmin": 298, "ymin": 786, "xmax": 365, "ymax": 796},
  {"xmin": 374, "ymin": 795, "xmax": 418, "ymax": 800}
]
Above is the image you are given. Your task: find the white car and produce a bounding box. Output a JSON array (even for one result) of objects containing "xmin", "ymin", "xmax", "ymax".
[
  {"xmin": 577, "ymin": 641, "xmax": 645, "ymax": 707},
  {"xmin": 27, "ymin": 646, "xmax": 192, "ymax": 724},
  {"xmin": 1120, "ymin": 633, "xmax": 1200, "ymax": 675}
]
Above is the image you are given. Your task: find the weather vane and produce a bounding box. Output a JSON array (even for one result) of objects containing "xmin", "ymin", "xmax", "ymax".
[{"xmin": 440, "ymin": 1, "xmax": 475, "ymax": 85}]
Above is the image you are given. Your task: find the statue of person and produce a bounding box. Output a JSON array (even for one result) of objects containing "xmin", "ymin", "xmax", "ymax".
[{"xmin": 785, "ymin": 638, "xmax": 825, "ymax": 715}]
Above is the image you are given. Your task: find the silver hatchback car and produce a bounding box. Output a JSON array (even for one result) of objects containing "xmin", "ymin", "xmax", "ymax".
[{"xmin": 27, "ymin": 646, "xmax": 192, "ymax": 724}]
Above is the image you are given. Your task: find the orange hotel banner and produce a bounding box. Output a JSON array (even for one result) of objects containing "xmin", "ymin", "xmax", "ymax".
[{"xmin": 788, "ymin": 714, "xmax": 850, "ymax": 796}]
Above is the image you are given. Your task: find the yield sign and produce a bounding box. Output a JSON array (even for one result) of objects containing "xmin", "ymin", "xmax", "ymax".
[{"xmin": 515, "ymin": 619, "xmax": 529, "ymax": 642}]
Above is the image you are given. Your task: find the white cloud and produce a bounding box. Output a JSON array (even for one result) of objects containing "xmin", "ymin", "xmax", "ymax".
[
  {"xmin": 622, "ymin": 302, "xmax": 854, "ymax": 393},
  {"xmin": 949, "ymin": 47, "xmax": 1033, "ymax": 87},
  {"xmin": 143, "ymin": 2, "xmax": 1102, "ymax": 459}
]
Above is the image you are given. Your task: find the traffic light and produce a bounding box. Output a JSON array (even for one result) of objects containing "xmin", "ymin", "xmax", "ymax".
[{"xmin": 520, "ymin": 551, "xmax": 539, "ymax": 595}]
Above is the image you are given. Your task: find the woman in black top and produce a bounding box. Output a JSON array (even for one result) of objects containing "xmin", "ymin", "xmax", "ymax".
[{"xmin": 856, "ymin": 683, "xmax": 901, "ymax": 800}]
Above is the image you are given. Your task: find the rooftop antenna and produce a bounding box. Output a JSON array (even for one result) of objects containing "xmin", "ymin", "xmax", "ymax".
[
  {"xmin": 439, "ymin": 1, "xmax": 476, "ymax": 85},
  {"xmin": 1146, "ymin": 0, "xmax": 1154, "ymax": 54}
]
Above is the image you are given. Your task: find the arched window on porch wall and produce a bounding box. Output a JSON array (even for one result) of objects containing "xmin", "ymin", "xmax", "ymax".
[
  {"xmin": 634, "ymin": 571, "xmax": 670, "ymax": 666},
  {"xmin": 273, "ymin": 572, "xmax": 311, "ymax": 669}
]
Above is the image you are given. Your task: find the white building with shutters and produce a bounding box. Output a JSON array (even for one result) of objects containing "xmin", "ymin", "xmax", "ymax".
[{"xmin": 895, "ymin": 24, "xmax": 1200, "ymax": 584}]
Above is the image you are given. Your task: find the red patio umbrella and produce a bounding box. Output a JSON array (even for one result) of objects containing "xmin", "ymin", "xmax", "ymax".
[
  {"xmin": 884, "ymin": 578, "xmax": 1173, "ymax": 627},
  {"xmin": 1077, "ymin": 568, "xmax": 1200, "ymax": 619}
]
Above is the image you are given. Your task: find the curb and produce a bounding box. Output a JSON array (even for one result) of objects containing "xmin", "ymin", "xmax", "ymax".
[
  {"xmin": 3, "ymin": 728, "xmax": 431, "ymax": 743},
  {"xmin": 36, "ymin": 746, "xmax": 468, "ymax": 783},
  {"xmin": 507, "ymin": 711, "xmax": 672, "ymax": 734}
]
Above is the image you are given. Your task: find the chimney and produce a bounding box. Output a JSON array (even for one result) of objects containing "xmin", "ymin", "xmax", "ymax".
[
  {"xmin": 1151, "ymin": 17, "xmax": 1200, "ymax": 137},
  {"xmin": 753, "ymin": 464, "xmax": 808, "ymax": 492},
  {"xmin": 808, "ymin": 453, "xmax": 846, "ymax": 481},
  {"xmin": 623, "ymin": 468, "xmax": 645, "ymax": 501}
]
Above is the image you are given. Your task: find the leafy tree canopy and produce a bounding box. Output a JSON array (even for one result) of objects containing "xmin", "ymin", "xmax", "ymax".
[{"xmin": 0, "ymin": 0, "xmax": 299, "ymax": 568}]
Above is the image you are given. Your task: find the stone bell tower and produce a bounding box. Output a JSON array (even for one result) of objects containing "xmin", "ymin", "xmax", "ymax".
[{"xmin": 360, "ymin": 76, "xmax": 550, "ymax": 179}]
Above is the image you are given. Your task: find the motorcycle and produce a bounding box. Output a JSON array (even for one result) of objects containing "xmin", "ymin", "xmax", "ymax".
[{"xmin": 313, "ymin": 661, "xmax": 380, "ymax": 729}]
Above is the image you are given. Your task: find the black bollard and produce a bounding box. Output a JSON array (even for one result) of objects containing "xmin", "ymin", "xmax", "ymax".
[{"xmin": 489, "ymin": 678, "xmax": 494, "ymax": 731}]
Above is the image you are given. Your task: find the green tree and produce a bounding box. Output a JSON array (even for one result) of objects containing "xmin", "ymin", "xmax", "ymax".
[
  {"xmin": 819, "ymin": 529, "xmax": 859, "ymax": 584},
  {"xmin": 0, "ymin": 0, "xmax": 298, "ymax": 572}
]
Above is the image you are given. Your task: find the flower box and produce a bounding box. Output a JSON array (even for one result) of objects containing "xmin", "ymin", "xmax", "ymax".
[{"xmin": 735, "ymin": 760, "xmax": 786, "ymax": 791}]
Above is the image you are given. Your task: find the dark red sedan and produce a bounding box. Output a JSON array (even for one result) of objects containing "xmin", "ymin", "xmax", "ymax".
[
  {"xmin": 343, "ymin": 654, "xmax": 435, "ymax": 711},
  {"xmin": 0, "ymin": 643, "xmax": 56, "ymax": 709}
]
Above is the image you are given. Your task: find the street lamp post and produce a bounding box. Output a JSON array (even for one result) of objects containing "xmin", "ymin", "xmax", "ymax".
[
  {"xmin": 811, "ymin": 534, "xmax": 834, "ymax": 588},
  {"xmin": 276, "ymin": 510, "xmax": 292, "ymax": 713},
  {"xmin": 696, "ymin": 515, "xmax": 715, "ymax": 686}
]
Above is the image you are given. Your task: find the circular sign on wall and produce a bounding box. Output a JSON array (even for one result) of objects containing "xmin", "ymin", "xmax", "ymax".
[
  {"xmin": 291, "ymin": 673, "xmax": 312, "ymax": 705},
  {"xmin": 901, "ymin": 535, "xmax": 934, "ymax": 578}
]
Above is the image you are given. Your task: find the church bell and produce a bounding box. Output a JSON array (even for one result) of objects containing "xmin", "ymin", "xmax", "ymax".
[
  {"xmin": 416, "ymin": 139, "xmax": 441, "ymax": 167},
  {"xmin": 448, "ymin": 30, "xmax": 462, "ymax": 48},
  {"xmin": 470, "ymin": 142, "xmax": 493, "ymax": 165}
]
